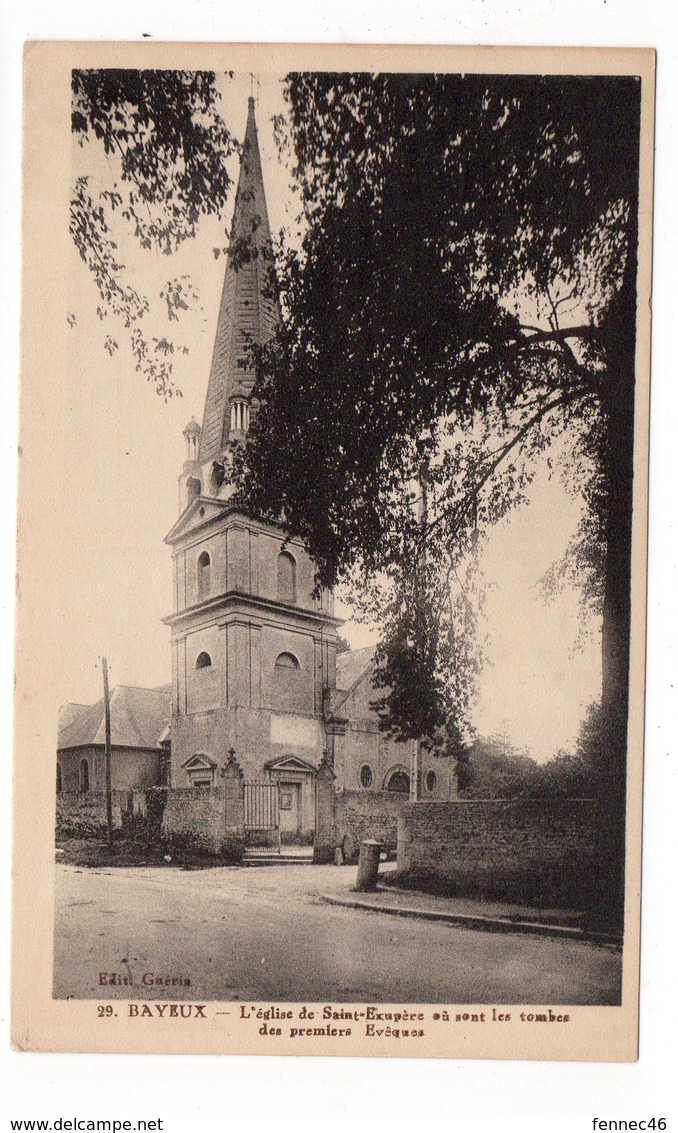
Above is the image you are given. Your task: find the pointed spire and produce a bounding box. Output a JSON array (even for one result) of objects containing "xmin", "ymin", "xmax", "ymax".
[{"xmin": 198, "ymin": 99, "xmax": 279, "ymax": 465}]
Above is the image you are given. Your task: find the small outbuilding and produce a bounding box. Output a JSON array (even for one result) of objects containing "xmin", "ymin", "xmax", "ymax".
[{"xmin": 57, "ymin": 685, "xmax": 171, "ymax": 794}]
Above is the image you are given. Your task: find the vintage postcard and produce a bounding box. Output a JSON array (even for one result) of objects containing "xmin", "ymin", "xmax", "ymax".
[{"xmin": 12, "ymin": 41, "xmax": 654, "ymax": 1058}]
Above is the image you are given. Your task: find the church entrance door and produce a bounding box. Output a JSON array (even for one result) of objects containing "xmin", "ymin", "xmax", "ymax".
[
  {"xmin": 264, "ymin": 756, "xmax": 317, "ymax": 844},
  {"xmin": 278, "ymin": 781, "xmax": 301, "ymax": 838}
]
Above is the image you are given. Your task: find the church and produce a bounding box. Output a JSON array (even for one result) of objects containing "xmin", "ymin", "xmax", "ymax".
[{"xmin": 162, "ymin": 99, "xmax": 453, "ymax": 843}]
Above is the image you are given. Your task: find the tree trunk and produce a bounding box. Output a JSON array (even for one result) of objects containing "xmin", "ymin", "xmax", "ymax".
[{"xmin": 594, "ymin": 216, "xmax": 639, "ymax": 933}]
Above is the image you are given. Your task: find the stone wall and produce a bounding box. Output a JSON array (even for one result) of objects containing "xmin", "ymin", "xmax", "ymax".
[
  {"xmin": 330, "ymin": 669, "xmax": 456, "ymax": 801},
  {"xmin": 122, "ymin": 787, "xmax": 168, "ymax": 838},
  {"xmin": 57, "ymin": 783, "xmax": 244, "ymax": 862},
  {"xmin": 161, "ymin": 786, "xmax": 242, "ymax": 860},
  {"xmin": 334, "ymin": 789, "xmax": 409, "ymax": 862},
  {"xmin": 397, "ymin": 799, "xmax": 598, "ymax": 908},
  {"xmin": 55, "ymin": 791, "xmax": 126, "ymax": 837}
]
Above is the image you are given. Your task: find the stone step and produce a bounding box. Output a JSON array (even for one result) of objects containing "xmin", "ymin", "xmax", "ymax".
[{"xmin": 242, "ymin": 855, "xmax": 315, "ymax": 867}]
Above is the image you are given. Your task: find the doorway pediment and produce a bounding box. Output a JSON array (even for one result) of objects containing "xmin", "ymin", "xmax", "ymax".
[
  {"xmin": 264, "ymin": 755, "xmax": 318, "ymax": 775},
  {"xmin": 165, "ymin": 497, "xmax": 231, "ymax": 545},
  {"xmin": 182, "ymin": 753, "xmax": 217, "ymax": 772}
]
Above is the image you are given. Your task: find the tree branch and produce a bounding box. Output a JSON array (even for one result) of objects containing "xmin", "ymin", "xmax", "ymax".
[{"xmin": 424, "ymin": 388, "xmax": 595, "ymax": 545}]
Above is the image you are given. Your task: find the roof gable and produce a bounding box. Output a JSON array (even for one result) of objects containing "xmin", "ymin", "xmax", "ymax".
[
  {"xmin": 336, "ymin": 646, "xmax": 376, "ymax": 693},
  {"xmin": 58, "ymin": 702, "xmax": 89, "ymax": 730},
  {"xmin": 265, "ymin": 755, "xmax": 318, "ymax": 774},
  {"xmin": 58, "ymin": 685, "xmax": 171, "ymax": 751},
  {"xmin": 182, "ymin": 754, "xmax": 218, "ymax": 771},
  {"xmin": 164, "ymin": 495, "xmax": 231, "ymax": 544}
]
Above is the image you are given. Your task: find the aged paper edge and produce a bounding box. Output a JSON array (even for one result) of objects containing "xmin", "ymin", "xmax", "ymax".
[{"xmin": 11, "ymin": 40, "xmax": 655, "ymax": 1059}]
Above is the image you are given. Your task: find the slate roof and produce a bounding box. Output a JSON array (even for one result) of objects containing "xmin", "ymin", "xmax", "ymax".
[
  {"xmin": 58, "ymin": 685, "xmax": 171, "ymax": 752},
  {"xmin": 335, "ymin": 646, "xmax": 376, "ymax": 692},
  {"xmin": 199, "ymin": 97, "xmax": 280, "ymax": 465},
  {"xmin": 58, "ymin": 702, "xmax": 89, "ymax": 731}
]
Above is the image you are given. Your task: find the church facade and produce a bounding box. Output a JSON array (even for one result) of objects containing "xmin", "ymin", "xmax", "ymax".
[
  {"xmin": 163, "ymin": 99, "xmax": 453, "ymax": 842},
  {"xmin": 163, "ymin": 98, "xmax": 341, "ymax": 840}
]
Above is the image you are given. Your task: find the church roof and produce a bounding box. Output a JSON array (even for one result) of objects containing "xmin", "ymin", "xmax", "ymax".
[
  {"xmin": 57, "ymin": 685, "xmax": 171, "ymax": 752},
  {"xmin": 336, "ymin": 646, "xmax": 376, "ymax": 692},
  {"xmin": 199, "ymin": 97, "xmax": 280, "ymax": 464},
  {"xmin": 58, "ymin": 702, "xmax": 89, "ymax": 731}
]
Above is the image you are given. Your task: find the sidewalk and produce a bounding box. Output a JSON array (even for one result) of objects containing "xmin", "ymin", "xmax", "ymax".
[{"xmin": 320, "ymin": 871, "xmax": 621, "ymax": 947}]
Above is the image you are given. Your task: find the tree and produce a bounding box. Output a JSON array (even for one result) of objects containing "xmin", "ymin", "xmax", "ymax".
[
  {"xmin": 70, "ymin": 69, "xmax": 237, "ymax": 397},
  {"xmin": 238, "ymin": 73, "xmax": 642, "ymax": 928},
  {"xmin": 459, "ymin": 735, "xmax": 541, "ymax": 799},
  {"xmin": 364, "ymin": 541, "xmax": 486, "ymax": 751},
  {"xmin": 457, "ymin": 708, "xmax": 602, "ymax": 800}
]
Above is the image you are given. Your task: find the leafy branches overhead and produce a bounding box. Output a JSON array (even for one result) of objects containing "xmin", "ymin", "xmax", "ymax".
[
  {"xmin": 244, "ymin": 72, "xmax": 637, "ymax": 584},
  {"xmin": 70, "ymin": 69, "xmax": 236, "ymax": 397},
  {"xmin": 239, "ymin": 71, "xmax": 640, "ymax": 784}
]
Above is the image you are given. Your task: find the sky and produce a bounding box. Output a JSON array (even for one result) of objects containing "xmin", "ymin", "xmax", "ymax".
[{"xmin": 59, "ymin": 69, "xmax": 601, "ymax": 761}]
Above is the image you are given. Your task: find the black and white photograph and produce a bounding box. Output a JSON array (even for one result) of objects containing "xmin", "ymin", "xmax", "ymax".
[{"xmin": 12, "ymin": 42, "xmax": 654, "ymax": 1059}]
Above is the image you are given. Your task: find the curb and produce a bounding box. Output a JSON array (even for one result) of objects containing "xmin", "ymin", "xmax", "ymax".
[{"xmin": 319, "ymin": 893, "xmax": 622, "ymax": 948}]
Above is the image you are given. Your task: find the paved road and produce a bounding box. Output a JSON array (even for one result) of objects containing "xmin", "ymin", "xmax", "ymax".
[{"xmin": 53, "ymin": 863, "xmax": 621, "ymax": 1005}]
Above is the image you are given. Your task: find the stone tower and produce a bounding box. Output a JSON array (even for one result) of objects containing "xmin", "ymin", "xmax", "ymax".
[{"xmin": 163, "ymin": 99, "xmax": 339, "ymax": 840}]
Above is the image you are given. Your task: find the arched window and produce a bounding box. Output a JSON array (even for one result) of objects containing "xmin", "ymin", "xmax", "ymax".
[
  {"xmin": 230, "ymin": 399, "xmax": 250, "ymax": 433},
  {"xmin": 385, "ymin": 769, "xmax": 410, "ymax": 794},
  {"xmin": 197, "ymin": 551, "xmax": 210, "ymax": 596},
  {"xmin": 359, "ymin": 764, "xmax": 373, "ymax": 789},
  {"xmin": 56, "ymin": 763, "xmax": 62, "ymax": 794},
  {"xmin": 277, "ymin": 550, "xmax": 297, "ymax": 604},
  {"xmin": 196, "ymin": 651, "xmax": 212, "ymax": 669},
  {"xmin": 274, "ymin": 651, "xmax": 300, "ymax": 670},
  {"xmin": 79, "ymin": 758, "xmax": 89, "ymax": 793},
  {"xmin": 426, "ymin": 770, "xmax": 437, "ymax": 793}
]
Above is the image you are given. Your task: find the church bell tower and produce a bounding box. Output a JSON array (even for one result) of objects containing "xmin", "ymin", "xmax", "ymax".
[{"xmin": 163, "ymin": 98, "xmax": 339, "ymax": 838}]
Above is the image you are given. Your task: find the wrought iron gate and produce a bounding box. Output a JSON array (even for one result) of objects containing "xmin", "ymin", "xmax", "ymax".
[{"xmin": 244, "ymin": 781, "xmax": 281, "ymax": 851}]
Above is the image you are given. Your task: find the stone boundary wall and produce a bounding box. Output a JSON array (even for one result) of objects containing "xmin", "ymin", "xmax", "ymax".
[
  {"xmin": 161, "ymin": 786, "xmax": 228, "ymax": 854},
  {"xmin": 56, "ymin": 786, "xmax": 244, "ymax": 862},
  {"xmin": 334, "ymin": 789, "xmax": 408, "ymax": 862},
  {"xmin": 55, "ymin": 791, "xmax": 126, "ymax": 837},
  {"xmin": 160, "ymin": 784, "xmax": 246, "ymax": 861},
  {"xmin": 397, "ymin": 799, "xmax": 598, "ymax": 908},
  {"xmin": 122, "ymin": 787, "xmax": 168, "ymax": 838}
]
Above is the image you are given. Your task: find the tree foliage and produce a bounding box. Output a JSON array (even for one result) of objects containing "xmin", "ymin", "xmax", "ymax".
[
  {"xmin": 366, "ymin": 545, "xmax": 486, "ymax": 748},
  {"xmin": 236, "ymin": 73, "xmax": 641, "ymax": 927},
  {"xmin": 239, "ymin": 73, "xmax": 639, "ymax": 739},
  {"xmin": 243, "ymin": 72, "xmax": 636, "ymax": 579},
  {"xmin": 70, "ymin": 69, "xmax": 236, "ymax": 397},
  {"xmin": 459, "ymin": 702, "xmax": 603, "ymax": 799}
]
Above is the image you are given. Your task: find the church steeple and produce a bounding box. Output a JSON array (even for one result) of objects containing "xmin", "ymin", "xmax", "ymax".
[
  {"xmin": 198, "ymin": 97, "xmax": 279, "ymax": 468},
  {"xmin": 165, "ymin": 97, "xmax": 340, "ymax": 807}
]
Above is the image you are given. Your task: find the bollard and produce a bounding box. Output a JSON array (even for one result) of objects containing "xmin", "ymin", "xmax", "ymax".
[{"xmin": 355, "ymin": 839, "xmax": 382, "ymax": 891}]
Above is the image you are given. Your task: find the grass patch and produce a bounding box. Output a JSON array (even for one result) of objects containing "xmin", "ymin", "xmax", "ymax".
[
  {"xmin": 382, "ymin": 857, "xmax": 596, "ymax": 913},
  {"xmin": 56, "ymin": 830, "xmax": 242, "ymax": 869}
]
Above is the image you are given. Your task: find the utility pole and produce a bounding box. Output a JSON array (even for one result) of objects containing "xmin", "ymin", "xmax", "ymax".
[{"xmin": 102, "ymin": 657, "xmax": 114, "ymax": 850}]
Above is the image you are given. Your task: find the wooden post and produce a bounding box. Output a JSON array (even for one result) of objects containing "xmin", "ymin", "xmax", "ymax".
[{"xmin": 102, "ymin": 657, "xmax": 114, "ymax": 850}]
